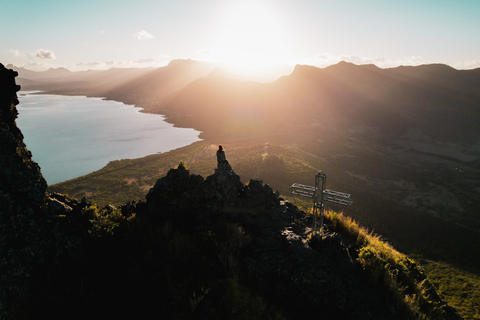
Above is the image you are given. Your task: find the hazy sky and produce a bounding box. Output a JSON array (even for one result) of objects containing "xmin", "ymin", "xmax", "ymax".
[{"xmin": 2, "ymin": 0, "xmax": 479, "ymax": 78}]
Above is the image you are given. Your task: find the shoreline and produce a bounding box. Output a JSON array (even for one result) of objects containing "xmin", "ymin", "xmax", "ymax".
[{"xmin": 17, "ymin": 92, "xmax": 203, "ymax": 185}]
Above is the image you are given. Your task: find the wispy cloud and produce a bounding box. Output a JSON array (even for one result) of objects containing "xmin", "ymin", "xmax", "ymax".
[
  {"xmin": 133, "ymin": 30, "xmax": 154, "ymax": 40},
  {"xmin": 72, "ymin": 55, "xmax": 171, "ymax": 71},
  {"xmin": 134, "ymin": 58, "xmax": 156, "ymax": 65},
  {"xmin": 35, "ymin": 49, "xmax": 56, "ymax": 60},
  {"xmin": 10, "ymin": 49, "xmax": 24, "ymax": 57},
  {"xmin": 76, "ymin": 61, "xmax": 103, "ymax": 68}
]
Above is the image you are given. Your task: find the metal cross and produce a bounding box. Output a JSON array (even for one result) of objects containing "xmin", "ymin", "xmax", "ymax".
[{"xmin": 290, "ymin": 171, "xmax": 353, "ymax": 236}]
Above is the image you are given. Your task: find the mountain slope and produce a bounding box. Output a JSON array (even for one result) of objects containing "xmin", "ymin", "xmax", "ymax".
[
  {"xmin": 103, "ymin": 59, "xmax": 217, "ymax": 102},
  {"xmin": 157, "ymin": 61, "xmax": 480, "ymax": 143}
]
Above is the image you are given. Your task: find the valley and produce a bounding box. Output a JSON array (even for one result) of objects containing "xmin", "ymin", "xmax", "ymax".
[{"xmin": 13, "ymin": 60, "xmax": 480, "ymax": 318}]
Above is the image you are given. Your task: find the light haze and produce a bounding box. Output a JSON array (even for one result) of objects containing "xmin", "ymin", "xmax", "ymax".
[{"xmin": 1, "ymin": 0, "xmax": 480, "ymax": 80}]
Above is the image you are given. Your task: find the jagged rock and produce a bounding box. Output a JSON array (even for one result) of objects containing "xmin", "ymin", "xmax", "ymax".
[
  {"xmin": 0, "ymin": 64, "xmax": 50, "ymax": 318},
  {"xmin": 146, "ymin": 165, "xmax": 205, "ymax": 214},
  {"xmin": 0, "ymin": 63, "xmax": 47, "ymax": 207},
  {"xmin": 47, "ymin": 197, "xmax": 73, "ymax": 215},
  {"xmin": 0, "ymin": 64, "xmax": 82, "ymax": 320},
  {"xmin": 120, "ymin": 200, "xmax": 144, "ymax": 218}
]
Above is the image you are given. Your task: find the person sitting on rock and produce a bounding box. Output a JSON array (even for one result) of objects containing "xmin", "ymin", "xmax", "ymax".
[{"xmin": 216, "ymin": 144, "xmax": 230, "ymax": 170}]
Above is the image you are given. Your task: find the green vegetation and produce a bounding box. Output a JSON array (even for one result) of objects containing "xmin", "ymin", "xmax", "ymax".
[
  {"xmin": 49, "ymin": 141, "xmax": 318, "ymax": 207},
  {"xmin": 419, "ymin": 259, "xmax": 480, "ymax": 319},
  {"xmin": 324, "ymin": 211, "xmax": 457, "ymax": 320},
  {"xmin": 49, "ymin": 141, "xmax": 212, "ymax": 206},
  {"xmin": 41, "ymin": 200, "xmax": 287, "ymax": 319},
  {"xmin": 56, "ymin": 194, "xmax": 460, "ymax": 319}
]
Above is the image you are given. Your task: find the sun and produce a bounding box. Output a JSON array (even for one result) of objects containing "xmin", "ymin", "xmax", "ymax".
[{"xmin": 211, "ymin": 2, "xmax": 292, "ymax": 79}]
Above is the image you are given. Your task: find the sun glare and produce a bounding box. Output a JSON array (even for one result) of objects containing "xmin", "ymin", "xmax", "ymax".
[{"xmin": 212, "ymin": 2, "xmax": 292, "ymax": 79}]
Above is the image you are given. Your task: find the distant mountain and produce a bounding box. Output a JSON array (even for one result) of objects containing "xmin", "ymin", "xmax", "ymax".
[
  {"xmin": 103, "ymin": 59, "xmax": 217, "ymax": 101},
  {"xmin": 7, "ymin": 64, "xmax": 73, "ymax": 79},
  {"xmin": 18, "ymin": 60, "xmax": 480, "ymax": 145},
  {"xmin": 149, "ymin": 61, "xmax": 480, "ymax": 145},
  {"xmin": 15, "ymin": 65, "xmax": 154, "ymax": 96},
  {"xmin": 148, "ymin": 71, "xmax": 279, "ymax": 138},
  {"xmin": 13, "ymin": 59, "xmax": 217, "ymax": 103}
]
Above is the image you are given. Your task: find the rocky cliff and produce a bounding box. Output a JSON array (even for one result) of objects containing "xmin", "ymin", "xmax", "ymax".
[
  {"xmin": 0, "ymin": 64, "xmax": 91, "ymax": 319},
  {"xmin": 0, "ymin": 63, "xmax": 49, "ymax": 317}
]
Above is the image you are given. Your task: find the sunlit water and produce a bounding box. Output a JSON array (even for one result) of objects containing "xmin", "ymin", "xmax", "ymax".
[{"xmin": 16, "ymin": 92, "xmax": 201, "ymax": 185}]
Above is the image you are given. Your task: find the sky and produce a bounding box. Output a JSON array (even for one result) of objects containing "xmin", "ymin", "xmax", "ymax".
[{"xmin": 1, "ymin": 0, "xmax": 480, "ymax": 80}]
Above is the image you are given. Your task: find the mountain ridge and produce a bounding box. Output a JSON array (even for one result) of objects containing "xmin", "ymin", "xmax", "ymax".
[{"xmin": 0, "ymin": 62, "xmax": 466, "ymax": 319}]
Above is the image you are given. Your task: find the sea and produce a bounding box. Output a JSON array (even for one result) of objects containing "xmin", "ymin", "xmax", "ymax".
[{"xmin": 16, "ymin": 92, "xmax": 201, "ymax": 185}]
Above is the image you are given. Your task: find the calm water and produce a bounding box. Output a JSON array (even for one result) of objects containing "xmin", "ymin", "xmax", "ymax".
[{"xmin": 16, "ymin": 92, "xmax": 201, "ymax": 184}]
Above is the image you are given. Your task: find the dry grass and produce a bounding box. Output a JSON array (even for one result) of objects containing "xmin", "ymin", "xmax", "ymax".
[{"xmin": 324, "ymin": 210, "xmax": 452, "ymax": 320}]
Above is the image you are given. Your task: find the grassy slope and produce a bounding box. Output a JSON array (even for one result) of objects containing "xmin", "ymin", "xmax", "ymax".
[
  {"xmin": 49, "ymin": 141, "xmax": 319, "ymax": 208},
  {"xmin": 419, "ymin": 259, "xmax": 480, "ymax": 319}
]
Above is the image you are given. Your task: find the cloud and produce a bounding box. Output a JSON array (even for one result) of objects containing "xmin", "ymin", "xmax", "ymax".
[
  {"xmin": 10, "ymin": 49, "xmax": 23, "ymax": 57},
  {"xmin": 72, "ymin": 55, "xmax": 171, "ymax": 71},
  {"xmin": 35, "ymin": 49, "xmax": 56, "ymax": 60},
  {"xmin": 133, "ymin": 30, "xmax": 154, "ymax": 40},
  {"xmin": 134, "ymin": 58, "xmax": 157, "ymax": 65},
  {"xmin": 76, "ymin": 61, "xmax": 103, "ymax": 68},
  {"xmin": 133, "ymin": 55, "xmax": 171, "ymax": 66}
]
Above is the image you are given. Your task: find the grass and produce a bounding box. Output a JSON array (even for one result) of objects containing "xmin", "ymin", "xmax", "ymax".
[
  {"xmin": 324, "ymin": 210, "xmax": 460, "ymax": 320},
  {"xmin": 419, "ymin": 259, "xmax": 480, "ymax": 319},
  {"xmin": 48, "ymin": 141, "xmax": 318, "ymax": 207}
]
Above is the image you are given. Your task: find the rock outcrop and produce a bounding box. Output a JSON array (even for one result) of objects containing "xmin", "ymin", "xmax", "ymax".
[
  {"xmin": 144, "ymin": 165, "xmax": 406, "ymax": 319},
  {"xmin": 143, "ymin": 165, "xmax": 463, "ymax": 319},
  {"xmin": 0, "ymin": 63, "xmax": 47, "ymax": 206},
  {"xmin": 0, "ymin": 64, "xmax": 87, "ymax": 320},
  {"xmin": 0, "ymin": 63, "xmax": 49, "ymax": 318}
]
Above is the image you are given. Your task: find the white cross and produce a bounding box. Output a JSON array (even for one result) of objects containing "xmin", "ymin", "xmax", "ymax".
[{"xmin": 290, "ymin": 171, "xmax": 353, "ymax": 236}]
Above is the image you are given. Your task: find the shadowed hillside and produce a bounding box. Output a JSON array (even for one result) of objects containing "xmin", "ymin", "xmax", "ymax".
[
  {"xmin": 103, "ymin": 59, "xmax": 217, "ymax": 102},
  {"xmin": 150, "ymin": 61, "xmax": 480, "ymax": 144}
]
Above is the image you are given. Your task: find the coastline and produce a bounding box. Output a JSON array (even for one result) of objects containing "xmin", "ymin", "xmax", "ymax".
[{"xmin": 17, "ymin": 92, "xmax": 202, "ymax": 185}]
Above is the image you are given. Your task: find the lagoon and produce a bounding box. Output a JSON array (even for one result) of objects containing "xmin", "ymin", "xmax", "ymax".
[{"xmin": 16, "ymin": 92, "xmax": 201, "ymax": 185}]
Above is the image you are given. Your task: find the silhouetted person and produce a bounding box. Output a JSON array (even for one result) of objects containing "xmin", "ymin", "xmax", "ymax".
[{"xmin": 216, "ymin": 144, "xmax": 230, "ymax": 170}]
